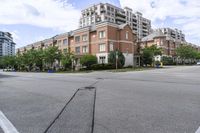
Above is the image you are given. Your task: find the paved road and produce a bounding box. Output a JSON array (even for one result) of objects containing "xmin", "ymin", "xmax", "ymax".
[{"xmin": 0, "ymin": 66, "xmax": 200, "ymax": 133}]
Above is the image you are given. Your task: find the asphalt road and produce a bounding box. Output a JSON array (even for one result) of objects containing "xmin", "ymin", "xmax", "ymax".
[{"xmin": 0, "ymin": 66, "xmax": 200, "ymax": 133}]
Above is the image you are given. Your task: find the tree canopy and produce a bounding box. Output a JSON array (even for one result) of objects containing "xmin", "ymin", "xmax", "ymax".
[
  {"xmin": 176, "ymin": 45, "xmax": 198, "ymax": 59},
  {"xmin": 108, "ymin": 50, "xmax": 125, "ymax": 68},
  {"xmin": 141, "ymin": 45, "xmax": 162, "ymax": 66}
]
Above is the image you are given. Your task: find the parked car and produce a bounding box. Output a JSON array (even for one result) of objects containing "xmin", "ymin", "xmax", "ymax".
[{"xmin": 197, "ymin": 62, "xmax": 200, "ymax": 65}]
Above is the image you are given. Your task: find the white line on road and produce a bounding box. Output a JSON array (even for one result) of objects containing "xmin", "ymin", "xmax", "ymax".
[
  {"xmin": 0, "ymin": 111, "xmax": 19, "ymax": 133},
  {"xmin": 196, "ymin": 126, "xmax": 200, "ymax": 133}
]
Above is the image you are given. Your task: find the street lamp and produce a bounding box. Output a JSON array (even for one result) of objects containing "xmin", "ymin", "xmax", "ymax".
[{"xmin": 116, "ymin": 50, "xmax": 118, "ymax": 70}]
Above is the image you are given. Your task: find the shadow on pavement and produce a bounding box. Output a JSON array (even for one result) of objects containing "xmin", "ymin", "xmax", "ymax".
[{"xmin": 0, "ymin": 74, "xmax": 17, "ymax": 78}]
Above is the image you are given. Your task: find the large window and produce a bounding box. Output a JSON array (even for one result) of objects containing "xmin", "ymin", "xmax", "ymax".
[
  {"xmin": 57, "ymin": 40, "xmax": 62, "ymax": 46},
  {"xmin": 82, "ymin": 34, "xmax": 88, "ymax": 41},
  {"xmin": 75, "ymin": 36, "xmax": 80, "ymax": 43},
  {"xmin": 126, "ymin": 31, "xmax": 129, "ymax": 39},
  {"xmin": 82, "ymin": 46, "xmax": 88, "ymax": 53},
  {"xmin": 63, "ymin": 39, "xmax": 68, "ymax": 45},
  {"xmin": 99, "ymin": 44, "xmax": 106, "ymax": 52},
  {"xmin": 99, "ymin": 31, "xmax": 106, "ymax": 38},
  {"xmin": 99, "ymin": 56, "xmax": 106, "ymax": 64},
  {"xmin": 75, "ymin": 47, "xmax": 80, "ymax": 53},
  {"xmin": 109, "ymin": 42, "xmax": 114, "ymax": 51}
]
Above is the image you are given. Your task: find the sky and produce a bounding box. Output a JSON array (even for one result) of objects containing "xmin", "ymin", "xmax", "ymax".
[{"xmin": 0, "ymin": 0, "xmax": 199, "ymax": 48}]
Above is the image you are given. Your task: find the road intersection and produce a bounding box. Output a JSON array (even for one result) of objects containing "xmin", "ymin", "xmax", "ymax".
[{"xmin": 0, "ymin": 66, "xmax": 200, "ymax": 133}]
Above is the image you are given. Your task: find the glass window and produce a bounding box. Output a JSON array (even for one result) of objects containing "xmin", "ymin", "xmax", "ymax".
[
  {"xmin": 99, "ymin": 44, "xmax": 106, "ymax": 52},
  {"xmin": 126, "ymin": 31, "xmax": 129, "ymax": 39},
  {"xmin": 109, "ymin": 42, "xmax": 114, "ymax": 51},
  {"xmin": 99, "ymin": 31, "xmax": 106, "ymax": 38},
  {"xmin": 63, "ymin": 39, "xmax": 68, "ymax": 45},
  {"xmin": 82, "ymin": 34, "xmax": 88, "ymax": 41},
  {"xmin": 57, "ymin": 40, "xmax": 62, "ymax": 46},
  {"xmin": 75, "ymin": 36, "xmax": 80, "ymax": 43},
  {"xmin": 75, "ymin": 47, "xmax": 80, "ymax": 53},
  {"xmin": 82, "ymin": 46, "xmax": 88, "ymax": 53},
  {"xmin": 99, "ymin": 56, "xmax": 106, "ymax": 64}
]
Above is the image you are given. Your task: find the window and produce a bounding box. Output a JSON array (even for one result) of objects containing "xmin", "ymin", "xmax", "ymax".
[
  {"xmin": 82, "ymin": 46, "xmax": 88, "ymax": 53},
  {"xmin": 99, "ymin": 56, "xmax": 106, "ymax": 64},
  {"xmin": 75, "ymin": 47, "xmax": 80, "ymax": 53},
  {"xmin": 99, "ymin": 31, "xmax": 106, "ymax": 38},
  {"xmin": 82, "ymin": 35, "xmax": 88, "ymax": 41},
  {"xmin": 109, "ymin": 42, "xmax": 114, "ymax": 51},
  {"xmin": 126, "ymin": 31, "xmax": 129, "ymax": 39},
  {"xmin": 107, "ymin": 6, "xmax": 110, "ymax": 11},
  {"xmin": 57, "ymin": 40, "xmax": 62, "ymax": 46},
  {"xmin": 75, "ymin": 36, "xmax": 80, "ymax": 43},
  {"xmin": 99, "ymin": 44, "xmax": 106, "ymax": 52},
  {"xmin": 63, "ymin": 39, "xmax": 68, "ymax": 45}
]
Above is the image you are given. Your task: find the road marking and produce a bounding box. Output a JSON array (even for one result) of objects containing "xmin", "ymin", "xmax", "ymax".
[
  {"xmin": 0, "ymin": 111, "xmax": 19, "ymax": 133},
  {"xmin": 196, "ymin": 126, "xmax": 200, "ymax": 133}
]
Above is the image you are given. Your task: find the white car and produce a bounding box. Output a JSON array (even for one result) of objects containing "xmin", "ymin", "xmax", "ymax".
[{"xmin": 197, "ymin": 62, "xmax": 200, "ymax": 65}]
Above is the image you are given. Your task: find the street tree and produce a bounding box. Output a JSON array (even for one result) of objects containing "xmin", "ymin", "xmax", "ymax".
[
  {"xmin": 141, "ymin": 45, "xmax": 162, "ymax": 66},
  {"xmin": 108, "ymin": 50, "xmax": 125, "ymax": 68},
  {"xmin": 44, "ymin": 46, "xmax": 62, "ymax": 70}
]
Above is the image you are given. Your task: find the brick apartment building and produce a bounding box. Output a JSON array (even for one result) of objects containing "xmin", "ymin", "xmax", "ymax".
[
  {"xmin": 140, "ymin": 29, "xmax": 200, "ymax": 57},
  {"xmin": 18, "ymin": 22, "xmax": 138, "ymax": 67}
]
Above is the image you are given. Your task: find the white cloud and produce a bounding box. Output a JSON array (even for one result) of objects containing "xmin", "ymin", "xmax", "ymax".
[
  {"xmin": 0, "ymin": 0, "xmax": 81, "ymax": 32},
  {"xmin": 119, "ymin": 0, "xmax": 200, "ymax": 45}
]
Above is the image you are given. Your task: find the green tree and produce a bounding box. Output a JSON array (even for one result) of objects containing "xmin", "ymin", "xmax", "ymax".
[
  {"xmin": 162, "ymin": 56, "xmax": 174, "ymax": 65},
  {"xmin": 31, "ymin": 49, "xmax": 44, "ymax": 71},
  {"xmin": 196, "ymin": 52, "xmax": 200, "ymax": 59},
  {"xmin": 80, "ymin": 54, "xmax": 97, "ymax": 69},
  {"xmin": 44, "ymin": 46, "xmax": 62, "ymax": 70},
  {"xmin": 0, "ymin": 56, "xmax": 16, "ymax": 69},
  {"xmin": 61, "ymin": 52, "xmax": 74, "ymax": 70},
  {"xmin": 176, "ymin": 45, "xmax": 197, "ymax": 64},
  {"xmin": 108, "ymin": 50, "xmax": 125, "ymax": 68},
  {"xmin": 141, "ymin": 45, "xmax": 162, "ymax": 66},
  {"xmin": 141, "ymin": 48, "xmax": 153, "ymax": 65},
  {"xmin": 0, "ymin": 57, "xmax": 4, "ymax": 68}
]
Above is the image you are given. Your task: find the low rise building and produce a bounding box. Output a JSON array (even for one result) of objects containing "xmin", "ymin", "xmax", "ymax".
[
  {"xmin": 140, "ymin": 28, "xmax": 200, "ymax": 57},
  {"xmin": 17, "ymin": 22, "xmax": 139, "ymax": 67}
]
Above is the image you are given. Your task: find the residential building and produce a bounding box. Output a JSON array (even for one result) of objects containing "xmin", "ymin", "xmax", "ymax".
[
  {"xmin": 17, "ymin": 22, "xmax": 139, "ymax": 67},
  {"xmin": 140, "ymin": 29, "xmax": 200, "ymax": 57},
  {"xmin": 79, "ymin": 3, "xmax": 151, "ymax": 39},
  {"xmin": 0, "ymin": 31, "xmax": 15, "ymax": 56},
  {"xmin": 157, "ymin": 28, "xmax": 185, "ymax": 42}
]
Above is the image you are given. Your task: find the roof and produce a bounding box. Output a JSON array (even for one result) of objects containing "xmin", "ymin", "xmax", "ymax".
[
  {"xmin": 118, "ymin": 23, "xmax": 128, "ymax": 29},
  {"xmin": 142, "ymin": 30, "xmax": 165, "ymax": 42}
]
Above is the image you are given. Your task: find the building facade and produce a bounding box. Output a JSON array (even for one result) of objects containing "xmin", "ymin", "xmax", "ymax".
[
  {"xmin": 140, "ymin": 29, "xmax": 200, "ymax": 57},
  {"xmin": 156, "ymin": 28, "xmax": 185, "ymax": 42},
  {"xmin": 17, "ymin": 22, "xmax": 138, "ymax": 67},
  {"xmin": 79, "ymin": 3, "xmax": 151, "ymax": 39},
  {"xmin": 0, "ymin": 31, "xmax": 15, "ymax": 56}
]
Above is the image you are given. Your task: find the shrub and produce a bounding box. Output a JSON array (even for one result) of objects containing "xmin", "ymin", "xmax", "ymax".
[
  {"xmin": 80, "ymin": 54, "xmax": 97, "ymax": 69},
  {"xmin": 91, "ymin": 63, "xmax": 114, "ymax": 70},
  {"xmin": 162, "ymin": 56, "xmax": 174, "ymax": 65}
]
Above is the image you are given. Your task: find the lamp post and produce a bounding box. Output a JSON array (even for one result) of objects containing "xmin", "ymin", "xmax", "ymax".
[{"xmin": 116, "ymin": 50, "xmax": 118, "ymax": 70}]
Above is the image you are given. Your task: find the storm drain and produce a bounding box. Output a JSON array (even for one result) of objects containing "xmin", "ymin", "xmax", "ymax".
[{"xmin": 44, "ymin": 87, "xmax": 96, "ymax": 133}]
